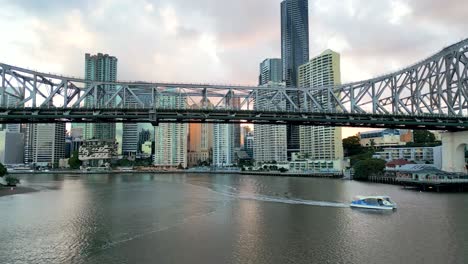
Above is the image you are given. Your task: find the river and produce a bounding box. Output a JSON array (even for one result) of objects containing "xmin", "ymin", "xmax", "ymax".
[{"xmin": 1, "ymin": 173, "xmax": 467, "ymax": 264}]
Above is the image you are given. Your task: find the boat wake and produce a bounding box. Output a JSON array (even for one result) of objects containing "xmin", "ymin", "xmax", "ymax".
[{"xmin": 192, "ymin": 182, "xmax": 349, "ymax": 208}]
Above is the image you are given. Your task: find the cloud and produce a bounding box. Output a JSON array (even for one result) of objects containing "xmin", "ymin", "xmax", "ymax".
[{"xmin": 1, "ymin": 0, "xmax": 466, "ymax": 86}]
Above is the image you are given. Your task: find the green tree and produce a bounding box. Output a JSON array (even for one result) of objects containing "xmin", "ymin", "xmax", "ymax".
[
  {"xmin": 413, "ymin": 130, "xmax": 436, "ymax": 144},
  {"xmin": 0, "ymin": 162, "xmax": 7, "ymax": 177},
  {"xmin": 353, "ymin": 159, "xmax": 386, "ymax": 181},
  {"xmin": 68, "ymin": 151, "xmax": 82, "ymax": 170},
  {"xmin": 343, "ymin": 136, "xmax": 364, "ymax": 156}
]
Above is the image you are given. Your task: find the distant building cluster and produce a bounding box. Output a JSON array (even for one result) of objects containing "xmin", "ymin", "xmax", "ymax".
[{"xmin": 2, "ymin": 0, "xmax": 461, "ymax": 175}]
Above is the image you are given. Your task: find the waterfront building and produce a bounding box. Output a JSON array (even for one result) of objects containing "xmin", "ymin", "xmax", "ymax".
[
  {"xmin": 153, "ymin": 92, "xmax": 188, "ymax": 168},
  {"xmin": 281, "ymin": 0, "xmax": 309, "ymax": 158},
  {"xmin": 298, "ymin": 49, "xmax": 344, "ymax": 171},
  {"xmin": 374, "ymin": 146, "xmax": 443, "ymax": 169},
  {"xmin": 78, "ymin": 53, "xmax": 118, "ymax": 140},
  {"xmin": 254, "ymin": 82, "xmax": 288, "ymax": 163},
  {"xmin": 122, "ymin": 123, "xmax": 138, "ymax": 157},
  {"xmin": 188, "ymin": 121, "xmax": 213, "ymax": 167},
  {"xmin": 24, "ymin": 123, "xmax": 66, "ymax": 167},
  {"xmin": 259, "ymin": 58, "xmax": 283, "ymax": 86},
  {"xmin": 79, "ymin": 139, "xmax": 118, "ymax": 168},
  {"xmin": 213, "ymin": 123, "xmax": 235, "ymax": 167},
  {"xmin": 0, "ymin": 131, "xmax": 24, "ymax": 165},
  {"xmin": 359, "ymin": 129, "xmax": 413, "ymax": 147}
]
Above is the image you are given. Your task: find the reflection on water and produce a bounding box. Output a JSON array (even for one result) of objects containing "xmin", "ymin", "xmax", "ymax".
[{"xmin": 0, "ymin": 173, "xmax": 468, "ymax": 264}]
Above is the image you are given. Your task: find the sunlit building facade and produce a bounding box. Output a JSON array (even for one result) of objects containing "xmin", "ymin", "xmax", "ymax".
[{"xmin": 298, "ymin": 50, "xmax": 343, "ymax": 171}]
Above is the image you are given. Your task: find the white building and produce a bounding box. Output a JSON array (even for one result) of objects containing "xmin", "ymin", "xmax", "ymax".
[
  {"xmin": 153, "ymin": 93, "xmax": 188, "ymax": 168},
  {"xmin": 374, "ymin": 146, "xmax": 443, "ymax": 169},
  {"xmin": 79, "ymin": 140, "xmax": 118, "ymax": 167},
  {"xmin": 253, "ymin": 82, "xmax": 288, "ymax": 163},
  {"xmin": 297, "ymin": 49, "xmax": 344, "ymax": 171},
  {"xmin": 359, "ymin": 129, "xmax": 413, "ymax": 147},
  {"xmin": 213, "ymin": 124, "xmax": 235, "ymax": 167},
  {"xmin": 0, "ymin": 131, "xmax": 24, "ymax": 165},
  {"xmin": 24, "ymin": 123, "xmax": 66, "ymax": 167}
]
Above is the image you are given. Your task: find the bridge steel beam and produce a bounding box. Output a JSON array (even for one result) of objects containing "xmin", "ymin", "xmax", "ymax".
[{"xmin": 0, "ymin": 39, "xmax": 467, "ymax": 128}]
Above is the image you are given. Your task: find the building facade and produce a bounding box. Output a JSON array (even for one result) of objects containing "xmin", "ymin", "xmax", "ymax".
[
  {"xmin": 281, "ymin": 0, "xmax": 309, "ymax": 158},
  {"xmin": 374, "ymin": 146, "xmax": 443, "ymax": 169},
  {"xmin": 0, "ymin": 131, "xmax": 24, "ymax": 165},
  {"xmin": 359, "ymin": 129, "xmax": 413, "ymax": 147},
  {"xmin": 244, "ymin": 132, "xmax": 254, "ymax": 159},
  {"xmin": 79, "ymin": 140, "xmax": 118, "ymax": 168},
  {"xmin": 77, "ymin": 53, "xmax": 118, "ymax": 141},
  {"xmin": 24, "ymin": 123, "xmax": 66, "ymax": 167},
  {"xmin": 213, "ymin": 123, "xmax": 235, "ymax": 167},
  {"xmin": 153, "ymin": 93, "xmax": 188, "ymax": 168},
  {"xmin": 122, "ymin": 123, "xmax": 138, "ymax": 156},
  {"xmin": 188, "ymin": 122, "xmax": 213, "ymax": 167},
  {"xmin": 298, "ymin": 50, "xmax": 344, "ymax": 171},
  {"xmin": 254, "ymin": 82, "xmax": 288, "ymax": 163},
  {"xmin": 259, "ymin": 58, "xmax": 283, "ymax": 86}
]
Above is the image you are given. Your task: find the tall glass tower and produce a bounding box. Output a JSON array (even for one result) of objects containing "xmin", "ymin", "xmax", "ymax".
[
  {"xmin": 281, "ymin": 0, "xmax": 309, "ymax": 87},
  {"xmin": 281, "ymin": 0, "xmax": 309, "ymax": 158}
]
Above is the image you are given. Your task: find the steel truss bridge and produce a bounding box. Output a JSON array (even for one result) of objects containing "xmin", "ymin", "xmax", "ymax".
[{"xmin": 0, "ymin": 39, "xmax": 467, "ymax": 130}]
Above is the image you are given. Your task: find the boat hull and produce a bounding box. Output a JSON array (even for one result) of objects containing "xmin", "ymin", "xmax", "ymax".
[{"xmin": 350, "ymin": 204, "xmax": 395, "ymax": 210}]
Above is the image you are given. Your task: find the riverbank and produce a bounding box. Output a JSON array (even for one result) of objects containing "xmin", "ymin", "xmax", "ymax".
[
  {"xmin": 0, "ymin": 186, "xmax": 37, "ymax": 197},
  {"xmin": 9, "ymin": 170, "xmax": 343, "ymax": 178}
]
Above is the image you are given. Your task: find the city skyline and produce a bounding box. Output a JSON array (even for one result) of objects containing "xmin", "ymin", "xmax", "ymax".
[{"xmin": 2, "ymin": 0, "xmax": 466, "ymax": 138}]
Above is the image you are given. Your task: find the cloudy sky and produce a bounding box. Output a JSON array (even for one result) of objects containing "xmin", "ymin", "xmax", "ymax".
[{"xmin": 0, "ymin": 0, "xmax": 466, "ymax": 136}]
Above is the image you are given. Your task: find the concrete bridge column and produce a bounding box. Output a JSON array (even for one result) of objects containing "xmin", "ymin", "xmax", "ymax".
[{"xmin": 442, "ymin": 131, "xmax": 468, "ymax": 173}]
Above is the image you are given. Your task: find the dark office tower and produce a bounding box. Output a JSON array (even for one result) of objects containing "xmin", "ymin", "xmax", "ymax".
[{"xmin": 281, "ymin": 0, "xmax": 309, "ymax": 158}]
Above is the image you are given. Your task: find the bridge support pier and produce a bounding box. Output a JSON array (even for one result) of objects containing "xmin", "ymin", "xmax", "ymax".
[{"xmin": 442, "ymin": 131, "xmax": 468, "ymax": 173}]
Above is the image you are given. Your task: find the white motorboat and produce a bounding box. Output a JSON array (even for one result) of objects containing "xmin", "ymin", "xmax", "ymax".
[{"xmin": 350, "ymin": 196, "xmax": 397, "ymax": 210}]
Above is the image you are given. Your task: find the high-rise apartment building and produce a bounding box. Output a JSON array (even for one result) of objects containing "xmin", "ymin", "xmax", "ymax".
[
  {"xmin": 77, "ymin": 53, "xmax": 118, "ymax": 140},
  {"xmin": 213, "ymin": 123, "xmax": 235, "ymax": 167},
  {"xmin": 188, "ymin": 122, "xmax": 213, "ymax": 167},
  {"xmin": 24, "ymin": 123, "xmax": 66, "ymax": 167},
  {"xmin": 254, "ymin": 82, "xmax": 288, "ymax": 163},
  {"xmin": 188, "ymin": 102, "xmax": 214, "ymax": 167},
  {"xmin": 298, "ymin": 49, "xmax": 343, "ymax": 171},
  {"xmin": 259, "ymin": 58, "xmax": 283, "ymax": 86},
  {"xmin": 153, "ymin": 92, "xmax": 188, "ymax": 168},
  {"xmin": 281, "ymin": 0, "xmax": 309, "ymax": 158}
]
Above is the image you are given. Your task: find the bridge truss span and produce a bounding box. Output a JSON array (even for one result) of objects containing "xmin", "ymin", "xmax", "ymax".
[{"xmin": 0, "ymin": 38, "xmax": 467, "ymax": 130}]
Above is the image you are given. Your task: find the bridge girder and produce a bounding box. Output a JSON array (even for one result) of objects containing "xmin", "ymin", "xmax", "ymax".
[{"xmin": 0, "ymin": 38, "xmax": 467, "ymax": 128}]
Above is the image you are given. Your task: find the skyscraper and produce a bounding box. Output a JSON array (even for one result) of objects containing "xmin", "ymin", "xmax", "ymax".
[
  {"xmin": 24, "ymin": 123, "xmax": 66, "ymax": 167},
  {"xmin": 298, "ymin": 50, "xmax": 344, "ymax": 171},
  {"xmin": 281, "ymin": 0, "xmax": 309, "ymax": 87},
  {"xmin": 254, "ymin": 82, "xmax": 288, "ymax": 163},
  {"xmin": 77, "ymin": 53, "xmax": 118, "ymax": 140},
  {"xmin": 259, "ymin": 58, "xmax": 283, "ymax": 86},
  {"xmin": 188, "ymin": 103, "xmax": 214, "ymax": 167},
  {"xmin": 153, "ymin": 92, "xmax": 188, "ymax": 168},
  {"xmin": 281, "ymin": 0, "xmax": 309, "ymax": 158},
  {"xmin": 213, "ymin": 123, "xmax": 235, "ymax": 167},
  {"xmin": 122, "ymin": 123, "xmax": 138, "ymax": 156}
]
